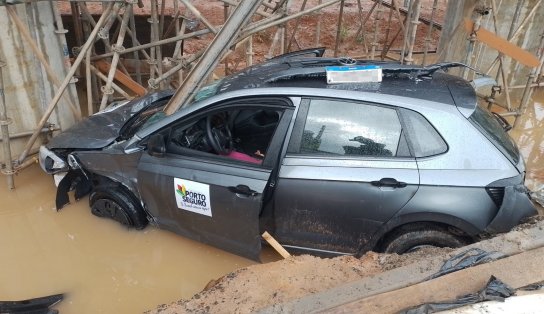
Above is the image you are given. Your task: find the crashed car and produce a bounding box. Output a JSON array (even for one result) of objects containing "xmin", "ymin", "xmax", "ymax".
[{"xmin": 39, "ymin": 49, "xmax": 536, "ymax": 260}]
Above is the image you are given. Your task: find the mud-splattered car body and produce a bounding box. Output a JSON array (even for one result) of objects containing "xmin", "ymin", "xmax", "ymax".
[{"xmin": 39, "ymin": 54, "xmax": 537, "ymax": 260}]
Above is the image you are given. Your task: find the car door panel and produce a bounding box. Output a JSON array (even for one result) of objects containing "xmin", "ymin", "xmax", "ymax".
[
  {"xmin": 138, "ymin": 156, "xmax": 269, "ymax": 260},
  {"xmin": 136, "ymin": 103, "xmax": 294, "ymax": 261},
  {"xmin": 273, "ymin": 98, "xmax": 419, "ymax": 254},
  {"xmin": 274, "ymin": 157, "xmax": 419, "ymax": 254}
]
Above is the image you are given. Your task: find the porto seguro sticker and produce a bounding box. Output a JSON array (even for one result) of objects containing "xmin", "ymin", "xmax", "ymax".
[{"xmin": 174, "ymin": 178, "xmax": 212, "ymax": 217}]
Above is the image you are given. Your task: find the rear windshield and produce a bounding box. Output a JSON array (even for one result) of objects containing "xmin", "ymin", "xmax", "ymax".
[{"xmin": 469, "ymin": 105, "xmax": 519, "ymax": 165}]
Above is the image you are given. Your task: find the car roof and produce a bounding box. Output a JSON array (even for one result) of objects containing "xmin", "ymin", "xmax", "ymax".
[{"xmin": 212, "ymin": 56, "xmax": 477, "ymax": 110}]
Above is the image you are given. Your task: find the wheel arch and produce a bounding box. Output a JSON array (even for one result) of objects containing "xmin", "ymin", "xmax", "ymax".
[
  {"xmin": 88, "ymin": 172, "xmax": 150, "ymax": 218},
  {"xmin": 356, "ymin": 212, "xmax": 480, "ymax": 256}
]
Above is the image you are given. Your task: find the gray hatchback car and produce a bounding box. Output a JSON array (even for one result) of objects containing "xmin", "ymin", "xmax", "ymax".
[{"xmin": 39, "ymin": 51, "xmax": 536, "ymax": 260}]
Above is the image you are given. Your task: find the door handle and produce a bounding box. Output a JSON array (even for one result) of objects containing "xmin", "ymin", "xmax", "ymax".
[
  {"xmin": 370, "ymin": 178, "xmax": 407, "ymax": 188},
  {"xmin": 228, "ymin": 184, "xmax": 259, "ymax": 196}
]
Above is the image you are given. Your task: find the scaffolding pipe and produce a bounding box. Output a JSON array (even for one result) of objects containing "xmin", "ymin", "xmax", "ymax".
[
  {"xmin": 370, "ymin": 0, "xmax": 383, "ymax": 60},
  {"xmin": 286, "ymin": 0, "xmax": 307, "ymax": 52},
  {"xmin": 382, "ymin": 0, "xmax": 394, "ymax": 59},
  {"xmin": 79, "ymin": 2, "xmax": 113, "ymax": 53},
  {"xmin": 173, "ymin": 0, "xmax": 185, "ymax": 86},
  {"xmin": 462, "ymin": 13, "xmax": 483, "ymax": 79},
  {"xmin": 490, "ymin": 0, "xmax": 513, "ymax": 110},
  {"xmin": 129, "ymin": 9, "xmax": 142, "ymax": 85},
  {"xmin": 90, "ymin": 66, "xmax": 133, "ymax": 100},
  {"xmin": 0, "ymin": 60, "xmax": 13, "ymax": 189},
  {"xmin": 355, "ymin": 1, "xmax": 378, "ymax": 42},
  {"xmin": 246, "ymin": 35, "xmax": 254, "ymax": 66},
  {"xmin": 421, "ymin": 0, "xmax": 438, "ymax": 65},
  {"xmin": 164, "ymin": 0, "xmax": 264, "ymax": 115},
  {"xmin": 114, "ymin": 14, "xmax": 158, "ymax": 74},
  {"xmin": 515, "ymin": 32, "xmax": 544, "ymax": 128},
  {"xmin": 91, "ymin": 28, "xmax": 211, "ymax": 61},
  {"xmin": 403, "ymin": 0, "xmax": 421, "ymax": 65},
  {"xmin": 148, "ymin": 51, "xmax": 203, "ymax": 87},
  {"xmin": 99, "ymin": 3, "xmax": 133, "ymax": 111},
  {"xmin": 86, "ymin": 43, "xmax": 93, "ymax": 115},
  {"xmin": 315, "ymin": 0, "xmax": 322, "ymax": 46},
  {"xmin": 334, "ymin": 0, "xmax": 345, "ymax": 57},
  {"xmin": 356, "ymin": 0, "xmax": 368, "ymax": 55},
  {"xmin": 380, "ymin": 0, "xmax": 406, "ymax": 59},
  {"xmin": 240, "ymin": 0, "xmax": 342, "ymax": 39},
  {"xmin": 17, "ymin": 3, "xmax": 114, "ymax": 164},
  {"xmin": 179, "ymin": 0, "xmax": 218, "ymax": 34},
  {"xmin": 399, "ymin": 0, "xmax": 412, "ymax": 64},
  {"xmin": 50, "ymin": 0, "xmax": 80, "ymax": 111}
]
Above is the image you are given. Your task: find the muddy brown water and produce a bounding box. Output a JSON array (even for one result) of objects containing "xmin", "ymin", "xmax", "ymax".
[
  {"xmin": 1, "ymin": 90, "xmax": 543, "ymax": 313},
  {"xmin": 0, "ymin": 165, "xmax": 279, "ymax": 313}
]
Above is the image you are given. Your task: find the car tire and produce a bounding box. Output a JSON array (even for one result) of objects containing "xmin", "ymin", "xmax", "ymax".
[
  {"xmin": 89, "ymin": 186, "xmax": 148, "ymax": 230},
  {"xmin": 379, "ymin": 224, "xmax": 468, "ymax": 254}
]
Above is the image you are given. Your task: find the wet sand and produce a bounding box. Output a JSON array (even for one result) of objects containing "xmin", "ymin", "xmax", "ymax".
[{"xmin": 0, "ymin": 165, "xmax": 273, "ymax": 313}]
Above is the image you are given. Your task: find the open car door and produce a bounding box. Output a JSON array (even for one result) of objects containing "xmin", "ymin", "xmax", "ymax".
[{"xmin": 136, "ymin": 99, "xmax": 294, "ymax": 260}]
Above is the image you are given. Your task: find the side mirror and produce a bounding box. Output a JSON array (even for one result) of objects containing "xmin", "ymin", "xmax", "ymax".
[{"xmin": 147, "ymin": 134, "xmax": 166, "ymax": 158}]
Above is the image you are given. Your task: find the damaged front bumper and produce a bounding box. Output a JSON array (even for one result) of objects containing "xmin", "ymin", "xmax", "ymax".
[
  {"xmin": 39, "ymin": 145, "xmax": 92, "ymax": 209},
  {"xmin": 39, "ymin": 145, "xmax": 68, "ymax": 175},
  {"xmin": 484, "ymin": 184, "xmax": 537, "ymax": 234}
]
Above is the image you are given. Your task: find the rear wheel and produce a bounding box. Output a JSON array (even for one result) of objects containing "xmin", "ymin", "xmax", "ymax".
[
  {"xmin": 379, "ymin": 223, "xmax": 469, "ymax": 254},
  {"xmin": 89, "ymin": 186, "xmax": 148, "ymax": 230}
]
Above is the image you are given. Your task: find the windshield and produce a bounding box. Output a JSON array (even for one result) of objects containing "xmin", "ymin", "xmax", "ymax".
[
  {"xmin": 122, "ymin": 79, "xmax": 225, "ymax": 138},
  {"xmin": 469, "ymin": 105, "xmax": 520, "ymax": 165}
]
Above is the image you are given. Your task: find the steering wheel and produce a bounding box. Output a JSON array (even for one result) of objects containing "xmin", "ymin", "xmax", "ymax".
[{"xmin": 206, "ymin": 114, "xmax": 233, "ymax": 155}]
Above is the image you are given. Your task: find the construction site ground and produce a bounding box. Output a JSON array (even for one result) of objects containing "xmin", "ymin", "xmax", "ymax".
[
  {"xmin": 59, "ymin": 0, "xmax": 445, "ymax": 75},
  {"xmin": 147, "ymin": 215, "xmax": 544, "ymax": 313}
]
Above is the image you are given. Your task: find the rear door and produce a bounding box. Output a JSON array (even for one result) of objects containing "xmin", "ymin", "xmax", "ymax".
[
  {"xmin": 137, "ymin": 98, "xmax": 294, "ymax": 260},
  {"xmin": 273, "ymin": 98, "xmax": 419, "ymax": 254}
]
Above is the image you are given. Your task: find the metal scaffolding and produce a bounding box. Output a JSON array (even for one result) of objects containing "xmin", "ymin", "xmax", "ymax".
[{"xmin": 6, "ymin": 0, "xmax": 542, "ymax": 189}]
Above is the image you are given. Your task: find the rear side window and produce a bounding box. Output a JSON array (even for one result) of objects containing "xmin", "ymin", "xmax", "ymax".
[
  {"xmin": 469, "ymin": 105, "xmax": 520, "ymax": 164},
  {"xmin": 300, "ymin": 99, "xmax": 403, "ymax": 157},
  {"xmin": 400, "ymin": 109, "xmax": 447, "ymax": 157}
]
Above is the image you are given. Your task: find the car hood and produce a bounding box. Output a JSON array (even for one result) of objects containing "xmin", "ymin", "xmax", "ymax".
[{"xmin": 47, "ymin": 90, "xmax": 174, "ymax": 150}]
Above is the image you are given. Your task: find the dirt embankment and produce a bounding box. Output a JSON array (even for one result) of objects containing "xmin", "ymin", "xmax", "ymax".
[
  {"xmin": 147, "ymin": 247, "xmax": 453, "ymax": 313},
  {"xmin": 148, "ymin": 217, "xmax": 544, "ymax": 313},
  {"xmin": 59, "ymin": 1, "xmax": 445, "ymax": 72}
]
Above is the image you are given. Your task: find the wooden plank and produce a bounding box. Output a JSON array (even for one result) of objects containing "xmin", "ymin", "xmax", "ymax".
[
  {"xmin": 326, "ymin": 246, "xmax": 544, "ymax": 314},
  {"xmin": 262, "ymin": 231, "xmax": 291, "ymax": 259},
  {"xmin": 95, "ymin": 60, "xmax": 147, "ymax": 96},
  {"xmin": 464, "ymin": 19, "xmax": 540, "ymax": 68}
]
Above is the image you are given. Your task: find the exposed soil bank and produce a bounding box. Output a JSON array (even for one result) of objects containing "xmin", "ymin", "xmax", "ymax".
[
  {"xmin": 147, "ymin": 247, "xmax": 456, "ymax": 313},
  {"xmin": 149, "ymin": 218, "xmax": 544, "ymax": 313}
]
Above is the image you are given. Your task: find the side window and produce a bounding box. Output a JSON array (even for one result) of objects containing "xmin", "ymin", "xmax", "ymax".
[
  {"xmin": 165, "ymin": 107, "xmax": 283, "ymax": 166},
  {"xmin": 300, "ymin": 99, "xmax": 403, "ymax": 157},
  {"xmin": 399, "ymin": 108, "xmax": 447, "ymax": 157}
]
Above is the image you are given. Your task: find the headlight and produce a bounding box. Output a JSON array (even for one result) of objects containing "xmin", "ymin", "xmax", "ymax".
[{"xmin": 39, "ymin": 146, "xmax": 68, "ymax": 174}]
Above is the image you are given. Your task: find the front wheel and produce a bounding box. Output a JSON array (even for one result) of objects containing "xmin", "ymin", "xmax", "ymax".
[
  {"xmin": 89, "ymin": 186, "xmax": 148, "ymax": 230},
  {"xmin": 379, "ymin": 224, "xmax": 469, "ymax": 254}
]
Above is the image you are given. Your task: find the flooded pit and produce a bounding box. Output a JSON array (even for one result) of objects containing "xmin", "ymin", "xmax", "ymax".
[{"xmin": 0, "ymin": 165, "xmax": 278, "ymax": 313}]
